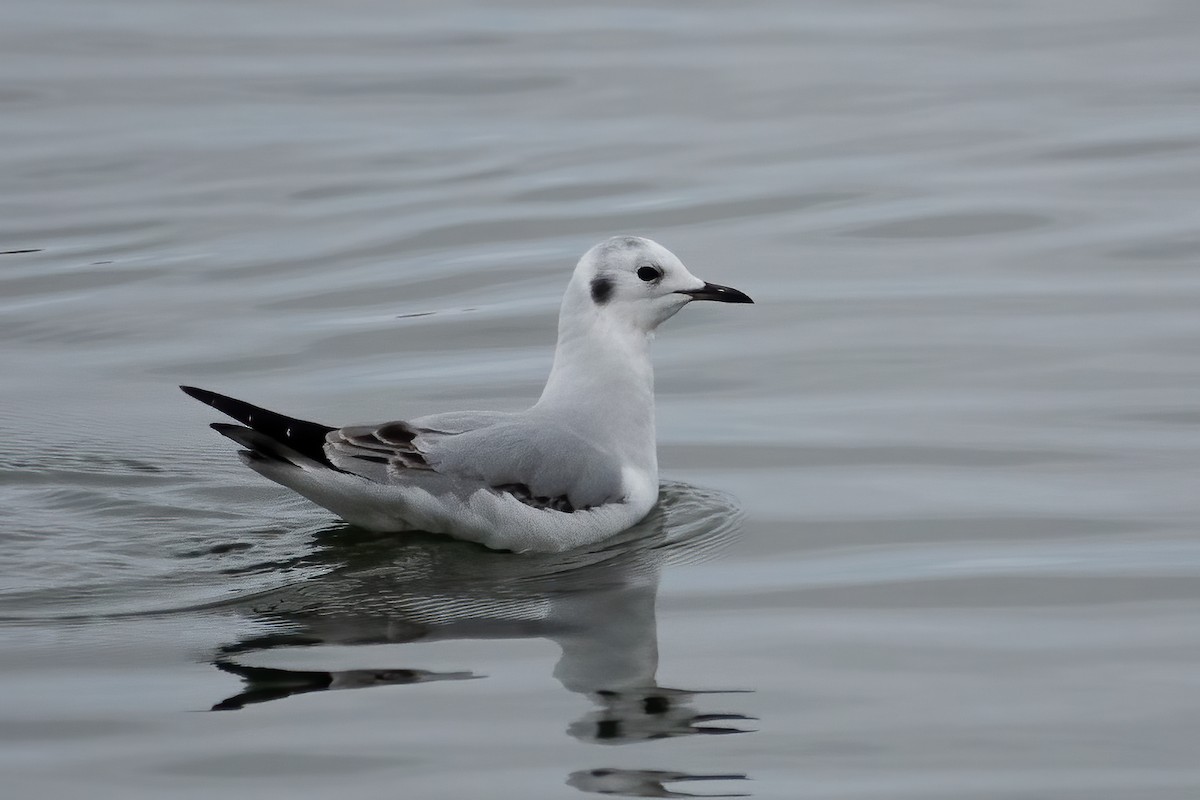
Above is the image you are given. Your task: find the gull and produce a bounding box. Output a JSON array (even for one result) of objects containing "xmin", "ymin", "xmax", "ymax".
[{"xmin": 181, "ymin": 236, "xmax": 752, "ymax": 552}]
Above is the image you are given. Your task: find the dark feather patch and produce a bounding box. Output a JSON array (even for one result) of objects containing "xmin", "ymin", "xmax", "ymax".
[
  {"xmin": 494, "ymin": 482, "xmax": 579, "ymax": 513},
  {"xmin": 375, "ymin": 422, "xmax": 418, "ymax": 445},
  {"xmin": 336, "ymin": 423, "xmax": 431, "ymax": 470},
  {"xmin": 590, "ymin": 276, "xmax": 614, "ymax": 305}
]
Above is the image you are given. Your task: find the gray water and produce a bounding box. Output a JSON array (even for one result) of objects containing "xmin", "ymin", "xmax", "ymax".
[{"xmin": 3, "ymin": 1, "xmax": 1200, "ymax": 797}]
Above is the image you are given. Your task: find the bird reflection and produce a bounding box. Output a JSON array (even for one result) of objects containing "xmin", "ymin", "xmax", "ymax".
[
  {"xmin": 567, "ymin": 769, "xmax": 750, "ymax": 798},
  {"xmin": 210, "ymin": 661, "xmax": 477, "ymax": 711},
  {"xmin": 209, "ymin": 482, "xmax": 752, "ymax": 795}
]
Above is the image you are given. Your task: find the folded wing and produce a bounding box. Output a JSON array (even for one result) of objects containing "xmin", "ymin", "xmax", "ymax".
[{"xmin": 326, "ymin": 411, "xmax": 626, "ymax": 513}]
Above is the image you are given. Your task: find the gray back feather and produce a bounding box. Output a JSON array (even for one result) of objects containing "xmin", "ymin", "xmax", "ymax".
[{"xmin": 326, "ymin": 409, "xmax": 625, "ymax": 511}]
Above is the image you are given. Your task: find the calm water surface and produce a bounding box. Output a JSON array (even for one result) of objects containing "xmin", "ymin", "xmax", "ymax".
[{"xmin": 3, "ymin": 1, "xmax": 1200, "ymax": 798}]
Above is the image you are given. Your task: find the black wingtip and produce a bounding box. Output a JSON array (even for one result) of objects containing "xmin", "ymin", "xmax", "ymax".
[
  {"xmin": 180, "ymin": 385, "xmax": 269, "ymax": 428},
  {"xmin": 184, "ymin": 389, "xmax": 339, "ymax": 470},
  {"xmin": 208, "ymin": 423, "xmax": 302, "ymax": 467},
  {"xmin": 209, "ymin": 422, "xmax": 253, "ymax": 448},
  {"xmin": 180, "ymin": 385, "xmax": 218, "ymax": 405}
]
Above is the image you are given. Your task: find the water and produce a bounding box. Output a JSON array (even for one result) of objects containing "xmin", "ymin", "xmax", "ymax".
[{"xmin": 3, "ymin": 0, "xmax": 1200, "ymax": 797}]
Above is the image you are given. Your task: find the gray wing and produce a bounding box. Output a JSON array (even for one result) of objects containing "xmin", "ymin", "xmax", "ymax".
[{"xmin": 325, "ymin": 410, "xmax": 625, "ymax": 512}]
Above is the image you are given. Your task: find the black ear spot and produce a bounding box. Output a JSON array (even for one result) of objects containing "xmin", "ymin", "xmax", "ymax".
[{"xmin": 590, "ymin": 276, "xmax": 614, "ymax": 305}]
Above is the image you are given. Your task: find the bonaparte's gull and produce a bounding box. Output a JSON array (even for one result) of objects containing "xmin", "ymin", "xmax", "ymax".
[{"xmin": 182, "ymin": 236, "xmax": 752, "ymax": 552}]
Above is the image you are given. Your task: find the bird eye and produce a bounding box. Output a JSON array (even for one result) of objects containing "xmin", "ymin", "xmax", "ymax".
[{"xmin": 637, "ymin": 266, "xmax": 662, "ymax": 282}]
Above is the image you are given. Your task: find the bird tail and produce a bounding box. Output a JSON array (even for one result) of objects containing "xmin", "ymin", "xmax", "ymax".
[{"xmin": 179, "ymin": 385, "xmax": 337, "ymax": 469}]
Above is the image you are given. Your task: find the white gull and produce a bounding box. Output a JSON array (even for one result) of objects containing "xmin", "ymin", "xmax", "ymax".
[{"xmin": 182, "ymin": 236, "xmax": 752, "ymax": 552}]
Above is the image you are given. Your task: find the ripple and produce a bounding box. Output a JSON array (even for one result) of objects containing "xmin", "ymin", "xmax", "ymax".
[
  {"xmin": 203, "ymin": 480, "xmax": 743, "ymax": 622},
  {"xmin": 278, "ymin": 73, "xmax": 566, "ymax": 99},
  {"xmin": 393, "ymin": 192, "xmax": 860, "ymax": 253},
  {"xmin": 512, "ymin": 181, "xmax": 650, "ymax": 203},
  {"xmin": 844, "ymin": 211, "xmax": 1051, "ymax": 239},
  {"xmin": 0, "ymin": 481, "xmax": 740, "ymax": 625},
  {"xmin": 1111, "ymin": 236, "xmax": 1200, "ymax": 261},
  {"xmin": 1042, "ymin": 137, "xmax": 1200, "ymax": 161}
]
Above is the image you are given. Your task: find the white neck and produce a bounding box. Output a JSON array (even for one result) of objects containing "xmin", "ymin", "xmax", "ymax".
[{"xmin": 535, "ymin": 292, "xmax": 658, "ymax": 476}]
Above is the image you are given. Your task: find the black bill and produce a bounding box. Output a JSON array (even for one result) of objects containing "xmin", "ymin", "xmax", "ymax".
[{"xmin": 680, "ymin": 282, "xmax": 754, "ymax": 304}]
